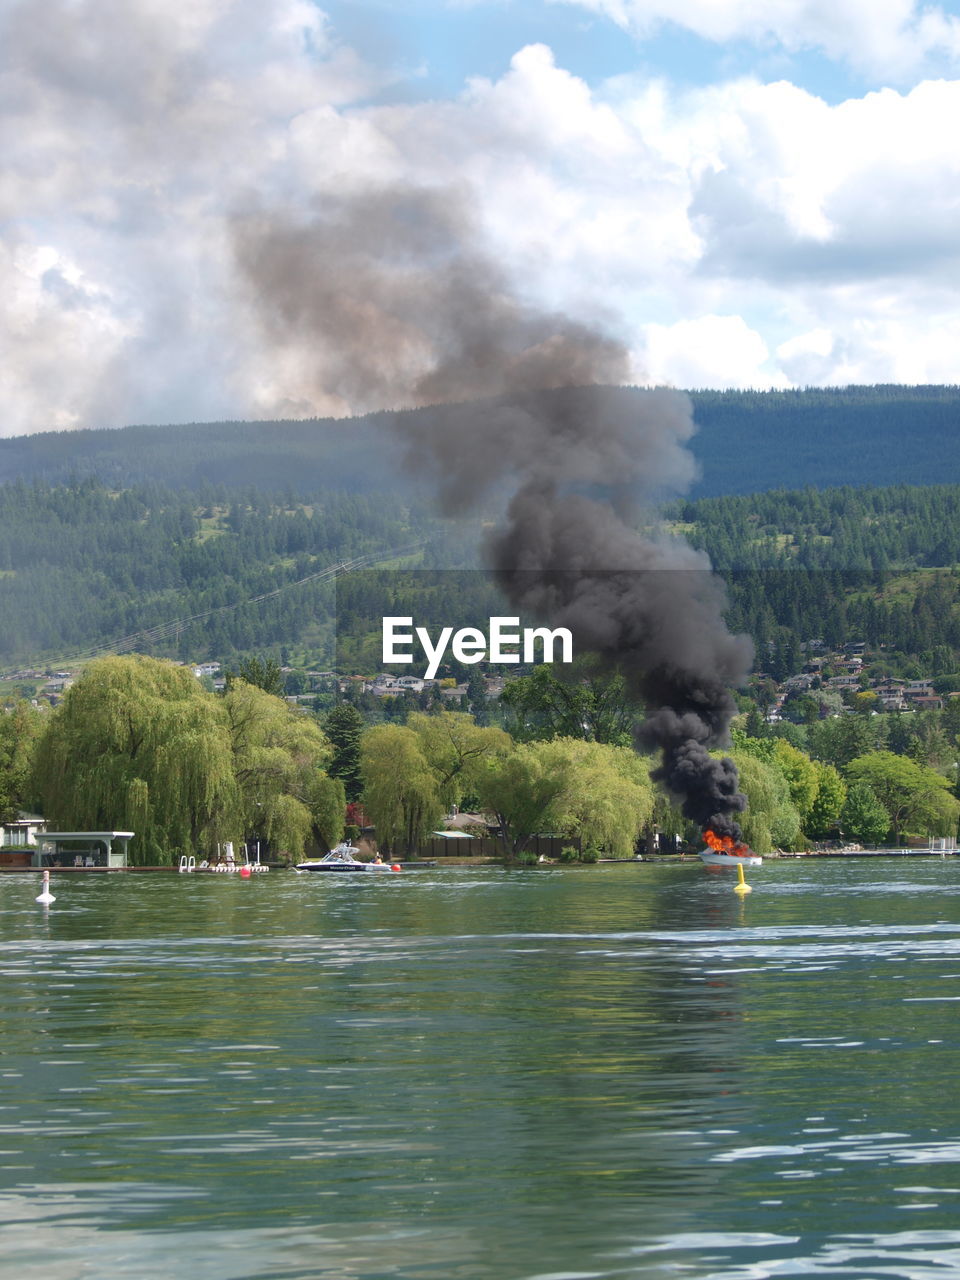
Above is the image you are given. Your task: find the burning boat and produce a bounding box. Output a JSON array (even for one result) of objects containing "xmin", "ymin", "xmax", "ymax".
[{"xmin": 698, "ymin": 828, "xmax": 763, "ymax": 867}]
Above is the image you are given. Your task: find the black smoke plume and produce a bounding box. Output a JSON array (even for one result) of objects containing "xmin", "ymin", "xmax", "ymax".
[
  {"xmin": 487, "ymin": 498, "xmax": 752, "ymax": 842},
  {"xmin": 234, "ymin": 184, "xmax": 754, "ymax": 840}
]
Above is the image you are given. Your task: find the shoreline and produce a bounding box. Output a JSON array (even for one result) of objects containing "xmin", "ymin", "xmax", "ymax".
[{"xmin": 2, "ymin": 848, "xmax": 959, "ymax": 874}]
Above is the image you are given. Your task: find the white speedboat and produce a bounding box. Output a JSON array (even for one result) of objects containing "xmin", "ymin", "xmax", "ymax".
[
  {"xmin": 699, "ymin": 849, "xmax": 763, "ymax": 868},
  {"xmin": 295, "ymin": 843, "xmax": 400, "ymax": 873}
]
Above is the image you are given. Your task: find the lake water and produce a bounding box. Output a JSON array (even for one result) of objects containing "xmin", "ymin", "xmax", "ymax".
[{"xmin": 2, "ymin": 859, "xmax": 960, "ymax": 1279}]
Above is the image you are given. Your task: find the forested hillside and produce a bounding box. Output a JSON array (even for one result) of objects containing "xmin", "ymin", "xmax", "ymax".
[
  {"xmin": 673, "ymin": 485, "xmax": 960, "ymax": 678},
  {"xmin": 1, "ymin": 384, "xmax": 958, "ymax": 498},
  {"xmin": 677, "ymin": 481, "xmax": 960, "ymax": 571},
  {"xmin": 688, "ymin": 385, "xmax": 960, "ymax": 494},
  {"xmin": 3, "ymin": 478, "xmax": 960, "ymax": 677},
  {"xmin": 0, "ymin": 480, "xmax": 442, "ymax": 669}
]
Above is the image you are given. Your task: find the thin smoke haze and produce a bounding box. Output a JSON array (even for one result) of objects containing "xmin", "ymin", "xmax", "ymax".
[
  {"xmin": 236, "ymin": 183, "xmax": 754, "ymax": 841},
  {"xmin": 233, "ymin": 185, "xmax": 629, "ymax": 418}
]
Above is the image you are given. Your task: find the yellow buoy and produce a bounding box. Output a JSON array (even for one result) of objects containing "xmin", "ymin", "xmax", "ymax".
[{"xmin": 733, "ymin": 862, "xmax": 751, "ymax": 895}]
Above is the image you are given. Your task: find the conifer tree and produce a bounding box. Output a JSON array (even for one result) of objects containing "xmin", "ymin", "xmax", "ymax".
[{"xmin": 323, "ymin": 703, "xmax": 366, "ymax": 801}]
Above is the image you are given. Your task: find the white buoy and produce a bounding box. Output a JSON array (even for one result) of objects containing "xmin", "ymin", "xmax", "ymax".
[{"xmin": 36, "ymin": 869, "xmax": 56, "ymax": 905}]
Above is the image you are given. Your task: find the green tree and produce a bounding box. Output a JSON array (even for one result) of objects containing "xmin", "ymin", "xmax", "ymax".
[
  {"xmin": 548, "ymin": 739, "xmax": 654, "ymax": 858},
  {"xmin": 223, "ymin": 679, "xmax": 336, "ymax": 859},
  {"xmin": 284, "ymin": 669, "xmax": 308, "ymax": 696},
  {"xmin": 229, "ymin": 656, "xmax": 284, "ymax": 699},
  {"xmin": 729, "ymin": 750, "xmax": 803, "ymax": 853},
  {"xmin": 781, "ymin": 693, "xmax": 819, "ymax": 726},
  {"xmin": 407, "ymin": 711, "xmax": 511, "ymax": 810},
  {"xmin": 323, "ymin": 703, "xmax": 366, "ymax": 801},
  {"xmin": 906, "ymin": 719, "xmax": 953, "ymax": 770},
  {"xmin": 360, "ymin": 724, "xmax": 442, "ymax": 857},
  {"xmin": 773, "ymin": 738, "xmax": 820, "ymax": 823},
  {"xmin": 307, "ymin": 773, "xmax": 346, "ymax": 852},
  {"xmin": 852, "ymin": 690, "xmax": 880, "ymax": 715},
  {"xmin": 500, "ymin": 664, "xmax": 633, "ymax": 745},
  {"xmin": 476, "ymin": 740, "xmax": 575, "ymax": 855},
  {"xmin": 650, "ymin": 789, "xmax": 687, "ymax": 851},
  {"xmin": 769, "ymin": 720, "xmax": 811, "ymax": 751},
  {"xmin": 806, "ymin": 761, "xmax": 847, "ymax": 839},
  {"xmin": 730, "ymin": 725, "xmax": 777, "ymax": 763},
  {"xmin": 466, "ymin": 668, "xmax": 490, "ymax": 726},
  {"xmin": 0, "ymin": 700, "xmax": 44, "ymax": 824},
  {"xmin": 941, "ymin": 695, "xmax": 960, "ymax": 740},
  {"xmin": 840, "ymin": 781, "xmax": 890, "ymax": 846},
  {"xmin": 809, "ymin": 715, "xmax": 886, "ymax": 768},
  {"xmin": 32, "ymin": 656, "xmax": 236, "ymax": 865},
  {"xmin": 845, "ymin": 751, "xmax": 960, "ymax": 841},
  {"xmin": 471, "ymin": 736, "xmax": 652, "ymax": 858}
]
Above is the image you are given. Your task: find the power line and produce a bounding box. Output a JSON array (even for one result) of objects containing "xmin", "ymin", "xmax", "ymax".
[{"xmin": 2, "ymin": 540, "xmax": 426, "ymax": 678}]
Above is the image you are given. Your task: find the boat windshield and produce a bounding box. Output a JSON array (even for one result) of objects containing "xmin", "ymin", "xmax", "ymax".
[{"xmin": 321, "ymin": 845, "xmax": 362, "ymax": 862}]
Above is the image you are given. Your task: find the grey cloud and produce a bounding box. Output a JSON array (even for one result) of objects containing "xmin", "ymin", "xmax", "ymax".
[
  {"xmin": 692, "ymin": 165, "xmax": 960, "ymax": 285},
  {"xmin": 232, "ymin": 185, "xmax": 631, "ymax": 415}
]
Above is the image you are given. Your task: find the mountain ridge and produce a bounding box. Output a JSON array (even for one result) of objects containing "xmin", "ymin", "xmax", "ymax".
[{"xmin": 2, "ymin": 384, "xmax": 958, "ymax": 498}]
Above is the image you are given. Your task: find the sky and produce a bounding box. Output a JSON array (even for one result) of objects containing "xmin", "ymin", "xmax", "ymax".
[{"xmin": 3, "ymin": 0, "xmax": 960, "ymax": 435}]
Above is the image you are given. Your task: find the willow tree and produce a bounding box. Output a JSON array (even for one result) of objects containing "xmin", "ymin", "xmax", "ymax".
[
  {"xmin": 407, "ymin": 711, "xmax": 511, "ymax": 809},
  {"xmin": 476, "ymin": 739, "xmax": 575, "ymax": 855},
  {"xmin": 360, "ymin": 724, "xmax": 442, "ymax": 856},
  {"xmin": 479, "ymin": 738, "xmax": 653, "ymax": 858},
  {"xmin": 0, "ymin": 700, "xmax": 44, "ymax": 825},
  {"xmin": 729, "ymin": 750, "xmax": 803, "ymax": 853},
  {"xmin": 223, "ymin": 679, "xmax": 342, "ymax": 858},
  {"xmin": 551, "ymin": 740, "xmax": 654, "ymax": 858},
  {"xmin": 32, "ymin": 656, "xmax": 236, "ymax": 864}
]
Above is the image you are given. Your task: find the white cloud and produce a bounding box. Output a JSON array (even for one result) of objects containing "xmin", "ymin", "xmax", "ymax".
[
  {"xmin": 553, "ymin": 0, "xmax": 960, "ymax": 79},
  {"xmin": 2, "ymin": 4, "xmax": 960, "ymax": 433},
  {"xmin": 359, "ymin": 54, "xmax": 960, "ymax": 391},
  {"xmin": 642, "ymin": 314, "xmax": 780, "ymax": 388},
  {"xmin": 0, "ymin": 0, "xmax": 394, "ymax": 432}
]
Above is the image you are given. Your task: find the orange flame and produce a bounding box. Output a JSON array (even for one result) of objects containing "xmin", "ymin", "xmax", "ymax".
[{"xmin": 703, "ymin": 828, "xmax": 751, "ymax": 857}]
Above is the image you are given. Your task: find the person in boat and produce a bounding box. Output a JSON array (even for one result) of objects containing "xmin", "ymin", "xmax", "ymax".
[{"xmin": 372, "ymin": 852, "xmax": 384, "ymax": 864}]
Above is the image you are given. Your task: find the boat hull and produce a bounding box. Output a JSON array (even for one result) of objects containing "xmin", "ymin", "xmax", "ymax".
[
  {"xmin": 295, "ymin": 861, "xmax": 390, "ymax": 873},
  {"xmin": 699, "ymin": 851, "xmax": 763, "ymax": 867},
  {"xmin": 294, "ymin": 841, "xmax": 399, "ymax": 873}
]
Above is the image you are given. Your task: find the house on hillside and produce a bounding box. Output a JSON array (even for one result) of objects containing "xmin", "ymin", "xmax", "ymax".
[
  {"xmin": 912, "ymin": 695, "xmax": 944, "ymax": 711},
  {"xmin": 784, "ymin": 674, "xmax": 816, "ymax": 693},
  {"xmin": 874, "ymin": 682, "xmax": 908, "ymax": 711},
  {"xmin": 827, "ymin": 675, "xmax": 861, "ymax": 691}
]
